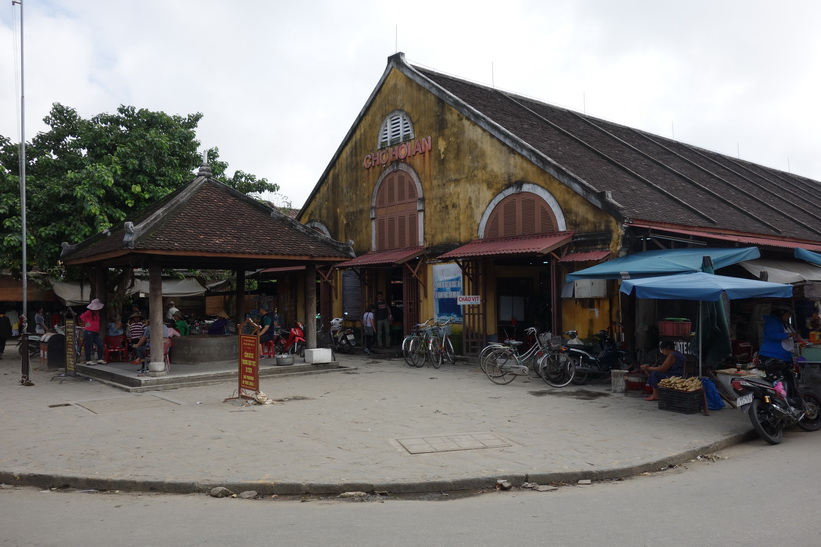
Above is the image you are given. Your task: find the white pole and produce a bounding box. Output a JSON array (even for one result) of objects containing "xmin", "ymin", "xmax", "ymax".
[{"xmin": 13, "ymin": 0, "xmax": 27, "ymax": 323}]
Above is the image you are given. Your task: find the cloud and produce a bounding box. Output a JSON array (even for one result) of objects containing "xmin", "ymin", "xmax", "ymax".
[{"xmin": 2, "ymin": 0, "xmax": 820, "ymax": 209}]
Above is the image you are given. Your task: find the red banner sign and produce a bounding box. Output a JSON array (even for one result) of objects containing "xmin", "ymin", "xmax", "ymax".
[{"xmin": 238, "ymin": 334, "xmax": 259, "ymax": 393}]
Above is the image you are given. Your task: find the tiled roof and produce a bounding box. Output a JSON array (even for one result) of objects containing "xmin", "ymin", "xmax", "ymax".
[
  {"xmin": 408, "ymin": 62, "xmax": 821, "ymax": 243},
  {"xmin": 61, "ymin": 174, "xmax": 353, "ymax": 268}
]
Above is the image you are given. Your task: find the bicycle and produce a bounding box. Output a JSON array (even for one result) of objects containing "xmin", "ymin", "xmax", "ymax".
[
  {"xmin": 426, "ymin": 316, "xmax": 456, "ymax": 369},
  {"xmin": 480, "ymin": 328, "xmax": 573, "ymax": 386},
  {"xmin": 402, "ymin": 319, "xmax": 433, "ymax": 368},
  {"xmin": 538, "ymin": 334, "xmax": 575, "ymax": 388}
]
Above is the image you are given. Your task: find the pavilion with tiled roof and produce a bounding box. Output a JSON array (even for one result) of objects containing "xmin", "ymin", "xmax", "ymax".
[{"xmin": 60, "ymin": 164, "xmax": 353, "ymax": 374}]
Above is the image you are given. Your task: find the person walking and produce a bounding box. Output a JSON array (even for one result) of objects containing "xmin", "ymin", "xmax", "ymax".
[
  {"xmin": 362, "ymin": 306, "xmax": 376, "ymax": 354},
  {"xmin": 0, "ymin": 309, "xmax": 12, "ymax": 359},
  {"xmin": 372, "ymin": 291, "xmax": 393, "ymax": 348},
  {"xmin": 80, "ymin": 299, "xmax": 105, "ymax": 365},
  {"xmin": 34, "ymin": 307, "xmax": 46, "ymax": 335}
]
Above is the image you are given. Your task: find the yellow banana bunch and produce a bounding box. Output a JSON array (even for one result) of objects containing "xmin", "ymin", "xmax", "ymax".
[{"xmin": 658, "ymin": 376, "xmax": 702, "ymax": 392}]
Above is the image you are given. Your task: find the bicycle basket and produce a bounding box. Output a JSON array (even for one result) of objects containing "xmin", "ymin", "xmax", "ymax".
[{"xmin": 436, "ymin": 324, "xmax": 450, "ymax": 337}]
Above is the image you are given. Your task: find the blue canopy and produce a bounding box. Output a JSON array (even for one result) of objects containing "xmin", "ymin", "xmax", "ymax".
[
  {"xmin": 795, "ymin": 248, "xmax": 821, "ymax": 267},
  {"xmin": 619, "ymin": 272, "xmax": 793, "ymax": 301},
  {"xmin": 565, "ymin": 247, "xmax": 760, "ymax": 282}
]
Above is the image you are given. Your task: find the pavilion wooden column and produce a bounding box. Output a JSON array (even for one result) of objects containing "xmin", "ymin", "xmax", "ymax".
[
  {"xmin": 235, "ymin": 269, "xmax": 246, "ymax": 325},
  {"xmin": 305, "ymin": 263, "xmax": 316, "ymax": 349},
  {"xmin": 147, "ymin": 261, "xmax": 167, "ymax": 375},
  {"xmin": 93, "ymin": 267, "xmax": 107, "ymax": 310}
]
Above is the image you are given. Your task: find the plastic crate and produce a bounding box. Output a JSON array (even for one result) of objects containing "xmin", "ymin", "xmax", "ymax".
[
  {"xmin": 658, "ymin": 387, "xmax": 702, "ymax": 414},
  {"xmin": 658, "ymin": 320, "xmax": 692, "ymax": 337}
]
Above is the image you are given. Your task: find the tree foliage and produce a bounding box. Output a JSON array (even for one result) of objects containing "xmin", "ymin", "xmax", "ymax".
[{"xmin": 0, "ymin": 103, "xmax": 278, "ymax": 276}]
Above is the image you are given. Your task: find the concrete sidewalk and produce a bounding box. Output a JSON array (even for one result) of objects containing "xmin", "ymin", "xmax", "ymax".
[{"xmin": 0, "ymin": 349, "xmax": 754, "ymax": 495}]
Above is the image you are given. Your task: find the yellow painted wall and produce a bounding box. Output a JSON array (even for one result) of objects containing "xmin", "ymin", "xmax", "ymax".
[
  {"xmin": 300, "ymin": 69, "xmax": 617, "ymax": 254},
  {"xmin": 300, "ymin": 67, "xmax": 623, "ymax": 342}
]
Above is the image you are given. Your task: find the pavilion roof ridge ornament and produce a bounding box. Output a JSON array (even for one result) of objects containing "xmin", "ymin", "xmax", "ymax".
[
  {"xmin": 197, "ymin": 162, "xmax": 212, "ymax": 178},
  {"xmin": 122, "ymin": 178, "xmax": 208, "ymax": 250}
]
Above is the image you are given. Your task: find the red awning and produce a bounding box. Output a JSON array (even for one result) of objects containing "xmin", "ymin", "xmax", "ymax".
[
  {"xmin": 558, "ymin": 251, "xmax": 610, "ymax": 263},
  {"xmin": 336, "ymin": 246, "xmax": 426, "ymax": 268},
  {"xmin": 438, "ymin": 232, "xmax": 574, "ymax": 260},
  {"xmin": 629, "ymin": 223, "xmax": 821, "ymax": 252}
]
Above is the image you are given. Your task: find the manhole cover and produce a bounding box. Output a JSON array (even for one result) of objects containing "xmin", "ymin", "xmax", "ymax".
[
  {"xmin": 396, "ymin": 432, "xmax": 511, "ymax": 454},
  {"xmin": 75, "ymin": 394, "xmax": 179, "ymax": 414}
]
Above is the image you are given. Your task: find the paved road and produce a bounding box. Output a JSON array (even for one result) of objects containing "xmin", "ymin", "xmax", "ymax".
[{"xmin": 0, "ymin": 348, "xmax": 754, "ymax": 495}]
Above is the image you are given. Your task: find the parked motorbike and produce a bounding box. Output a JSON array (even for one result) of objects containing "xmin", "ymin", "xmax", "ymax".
[
  {"xmin": 17, "ymin": 334, "xmax": 41, "ymax": 357},
  {"xmin": 730, "ymin": 358, "xmax": 821, "ymax": 444},
  {"xmin": 563, "ymin": 329, "xmax": 635, "ymax": 384},
  {"xmin": 276, "ymin": 320, "xmax": 306, "ymax": 357},
  {"xmin": 329, "ymin": 317, "xmax": 357, "ymax": 353}
]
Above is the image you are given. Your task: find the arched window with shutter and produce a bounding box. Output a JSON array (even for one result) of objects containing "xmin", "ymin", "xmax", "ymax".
[
  {"xmin": 378, "ymin": 111, "xmax": 415, "ymax": 149},
  {"xmin": 484, "ymin": 191, "xmax": 559, "ymax": 238},
  {"xmin": 373, "ymin": 166, "xmax": 423, "ymax": 250}
]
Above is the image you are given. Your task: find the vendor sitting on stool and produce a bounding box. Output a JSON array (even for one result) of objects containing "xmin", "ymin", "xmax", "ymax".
[{"xmin": 640, "ymin": 340, "xmax": 685, "ymax": 402}]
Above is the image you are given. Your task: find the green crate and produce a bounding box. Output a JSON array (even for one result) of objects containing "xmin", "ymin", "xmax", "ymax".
[{"xmin": 658, "ymin": 387, "xmax": 702, "ymax": 414}]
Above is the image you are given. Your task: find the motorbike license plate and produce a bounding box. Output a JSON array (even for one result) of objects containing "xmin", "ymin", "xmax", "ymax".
[
  {"xmin": 346, "ymin": 334, "xmax": 356, "ymax": 342},
  {"xmin": 736, "ymin": 393, "xmax": 753, "ymax": 408}
]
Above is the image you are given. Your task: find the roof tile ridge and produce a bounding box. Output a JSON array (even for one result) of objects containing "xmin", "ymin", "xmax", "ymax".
[
  {"xmin": 627, "ymin": 128, "xmax": 821, "ymax": 238},
  {"xmin": 562, "ymin": 110, "xmax": 784, "ymax": 236},
  {"xmin": 495, "ymin": 90, "xmax": 716, "ymax": 225},
  {"xmin": 123, "ymin": 176, "xmax": 207, "ymax": 249},
  {"xmin": 408, "ymin": 66, "xmax": 624, "ymax": 218}
]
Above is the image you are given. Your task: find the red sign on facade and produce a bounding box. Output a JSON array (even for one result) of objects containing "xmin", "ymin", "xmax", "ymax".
[{"xmin": 238, "ymin": 334, "xmax": 259, "ymax": 393}]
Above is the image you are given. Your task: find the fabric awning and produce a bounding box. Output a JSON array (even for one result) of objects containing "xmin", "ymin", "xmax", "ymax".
[
  {"xmin": 739, "ymin": 260, "xmax": 821, "ymax": 284},
  {"xmin": 51, "ymin": 277, "xmax": 206, "ymax": 306},
  {"xmin": 558, "ymin": 251, "xmax": 610, "ymax": 263},
  {"xmin": 438, "ymin": 232, "xmax": 573, "ymax": 260},
  {"xmin": 335, "ymin": 246, "xmax": 426, "ymax": 268},
  {"xmin": 796, "ymin": 248, "xmax": 821, "ymax": 267},
  {"xmin": 565, "ymin": 247, "xmax": 761, "ymax": 282}
]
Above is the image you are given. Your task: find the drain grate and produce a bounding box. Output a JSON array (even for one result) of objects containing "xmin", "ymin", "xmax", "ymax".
[{"xmin": 396, "ymin": 432, "xmax": 511, "ymax": 454}]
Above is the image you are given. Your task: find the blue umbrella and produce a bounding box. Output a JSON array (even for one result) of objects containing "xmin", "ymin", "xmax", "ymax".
[
  {"xmin": 620, "ymin": 272, "xmax": 792, "ymax": 302},
  {"xmin": 620, "ymin": 272, "xmax": 792, "ymax": 375},
  {"xmin": 795, "ymin": 248, "xmax": 821, "ymax": 267}
]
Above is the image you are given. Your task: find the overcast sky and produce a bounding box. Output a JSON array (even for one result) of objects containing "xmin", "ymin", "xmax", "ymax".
[{"xmin": 2, "ymin": 0, "xmax": 820, "ymax": 209}]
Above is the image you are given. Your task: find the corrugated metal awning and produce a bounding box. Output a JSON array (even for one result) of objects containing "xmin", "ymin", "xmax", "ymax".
[
  {"xmin": 558, "ymin": 251, "xmax": 610, "ymax": 263},
  {"xmin": 438, "ymin": 232, "xmax": 573, "ymax": 260},
  {"xmin": 336, "ymin": 246, "xmax": 426, "ymax": 268},
  {"xmin": 628, "ymin": 223, "xmax": 821, "ymax": 252}
]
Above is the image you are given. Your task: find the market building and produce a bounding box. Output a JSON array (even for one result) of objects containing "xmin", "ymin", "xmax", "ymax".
[{"xmin": 300, "ymin": 52, "xmax": 821, "ymax": 357}]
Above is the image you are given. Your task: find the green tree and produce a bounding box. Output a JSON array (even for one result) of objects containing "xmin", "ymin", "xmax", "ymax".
[{"xmin": 0, "ymin": 103, "xmax": 279, "ymax": 276}]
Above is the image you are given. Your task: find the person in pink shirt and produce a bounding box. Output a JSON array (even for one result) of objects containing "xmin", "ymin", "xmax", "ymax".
[{"xmin": 79, "ymin": 299, "xmax": 105, "ymax": 365}]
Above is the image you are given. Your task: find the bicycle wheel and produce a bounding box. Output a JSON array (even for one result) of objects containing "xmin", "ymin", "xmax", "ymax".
[
  {"xmin": 484, "ymin": 348, "xmax": 517, "ymax": 385},
  {"xmin": 429, "ymin": 336, "xmax": 443, "ymax": 368},
  {"xmin": 402, "ymin": 336, "xmax": 416, "ymax": 366},
  {"xmin": 539, "ymin": 353, "xmax": 574, "ymax": 388},
  {"xmin": 479, "ymin": 344, "xmax": 504, "ymax": 373},
  {"xmin": 568, "ymin": 355, "xmax": 588, "ymax": 385},
  {"xmin": 410, "ymin": 337, "xmax": 427, "ymax": 367},
  {"xmin": 443, "ymin": 336, "xmax": 455, "ymax": 364}
]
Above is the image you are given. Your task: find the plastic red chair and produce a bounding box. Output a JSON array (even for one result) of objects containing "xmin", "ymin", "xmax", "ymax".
[{"xmin": 104, "ymin": 335, "xmax": 128, "ymax": 363}]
